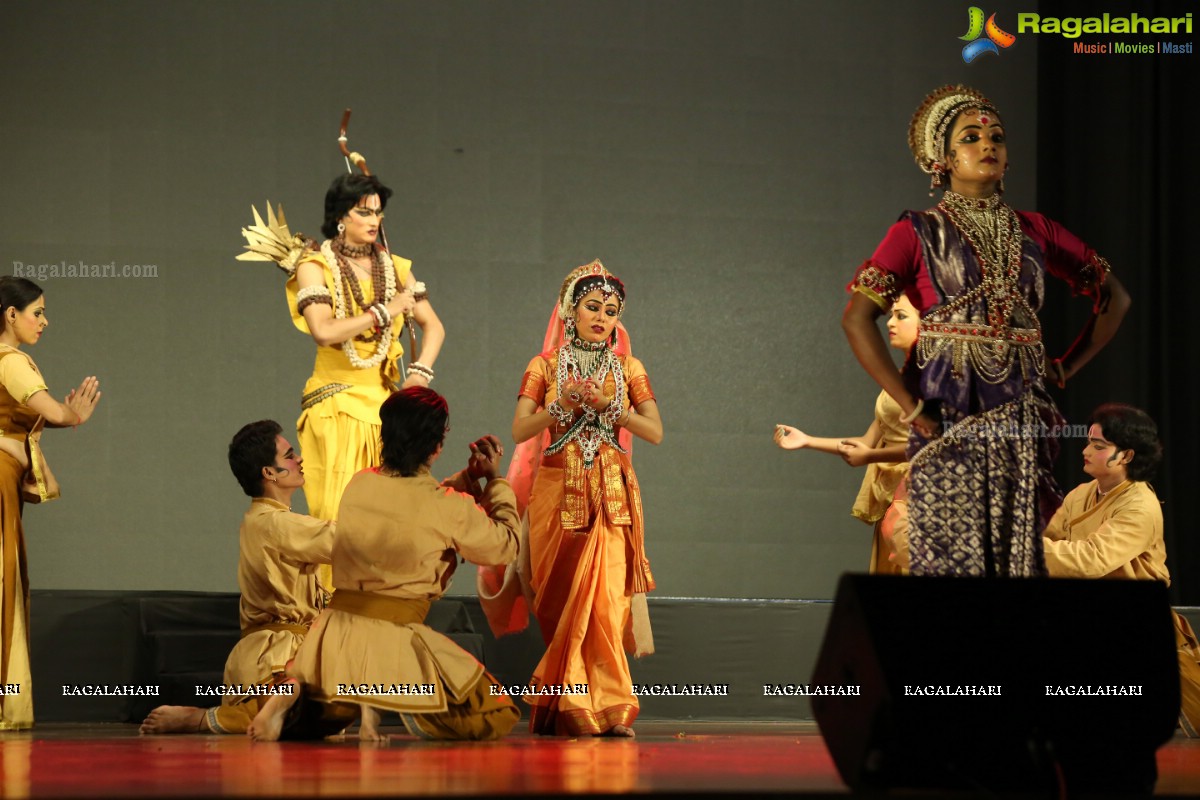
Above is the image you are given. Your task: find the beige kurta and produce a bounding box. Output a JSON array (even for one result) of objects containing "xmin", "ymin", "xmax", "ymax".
[
  {"xmin": 1043, "ymin": 480, "xmax": 1200, "ymax": 736},
  {"xmin": 207, "ymin": 498, "xmax": 334, "ymax": 734},
  {"xmin": 290, "ymin": 467, "xmax": 520, "ymax": 728},
  {"xmin": 1043, "ymin": 480, "xmax": 1166, "ymax": 581}
]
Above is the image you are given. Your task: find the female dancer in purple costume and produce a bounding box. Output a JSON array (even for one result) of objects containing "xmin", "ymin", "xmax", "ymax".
[{"xmin": 841, "ymin": 85, "xmax": 1130, "ymax": 577}]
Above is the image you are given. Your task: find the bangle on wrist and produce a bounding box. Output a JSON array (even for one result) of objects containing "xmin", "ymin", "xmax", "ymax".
[
  {"xmin": 373, "ymin": 302, "xmax": 392, "ymax": 329},
  {"xmin": 900, "ymin": 398, "xmax": 924, "ymax": 425},
  {"xmin": 408, "ymin": 361, "xmax": 435, "ymax": 383},
  {"xmin": 547, "ymin": 400, "xmax": 573, "ymax": 426}
]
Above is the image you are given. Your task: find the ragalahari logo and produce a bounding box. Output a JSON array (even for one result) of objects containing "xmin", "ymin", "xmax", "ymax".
[{"xmin": 960, "ymin": 7, "xmax": 1017, "ymax": 62}]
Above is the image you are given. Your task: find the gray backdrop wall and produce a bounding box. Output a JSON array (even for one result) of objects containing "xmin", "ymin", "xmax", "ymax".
[{"xmin": 5, "ymin": 0, "xmax": 1053, "ymax": 597}]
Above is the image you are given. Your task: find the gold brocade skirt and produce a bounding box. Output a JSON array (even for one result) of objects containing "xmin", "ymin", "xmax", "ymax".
[
  {"xmin": 0, "ymin": 452, "xmax": 33, "ymax": 730},
  {"xmin": 526, "ymin": 465, "xmax": 638, "ymax": 735}
]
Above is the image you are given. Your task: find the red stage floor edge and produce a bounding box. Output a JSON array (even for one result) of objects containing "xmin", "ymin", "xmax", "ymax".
[{"xmin": 3, "ymin": 721, "xmax": 1200, "ymax": 797}]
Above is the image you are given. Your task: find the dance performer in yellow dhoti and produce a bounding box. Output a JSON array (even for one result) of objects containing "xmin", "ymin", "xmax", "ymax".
[{"xmin": 239, "ymin": 168, "xmax": 445, "ymax": 593}]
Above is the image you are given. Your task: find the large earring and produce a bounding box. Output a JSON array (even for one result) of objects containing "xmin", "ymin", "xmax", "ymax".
[
  {"xmin": 928, "ymin": 166, "xmax": 945, "ymax": 196},
  {"xmin": 337, "ymin": 222, "xmax": 346, "ymax": 234},
  {"xmin": 564, "ymin": 316, "xmax": 577, "ymax": 338}
]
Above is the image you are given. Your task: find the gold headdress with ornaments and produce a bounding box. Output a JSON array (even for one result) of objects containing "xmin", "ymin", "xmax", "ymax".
[
  {"xmin": 908, "ymin": 84, "xmax": 999, "ymax": 191},
  {"xmin": 557, "ymin": 259, "xmax": 626, "ymax": 322}
]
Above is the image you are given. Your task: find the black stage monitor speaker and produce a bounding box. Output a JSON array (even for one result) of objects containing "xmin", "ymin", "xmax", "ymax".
[{"xmin": 811, "ymin": 575, "xmax": 1179, "ymax": 795}]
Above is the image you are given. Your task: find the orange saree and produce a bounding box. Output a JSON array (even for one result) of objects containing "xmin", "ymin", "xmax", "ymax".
[{"xmin": 519, "ymin": 351, "xmax": 655, "ymax": 735}]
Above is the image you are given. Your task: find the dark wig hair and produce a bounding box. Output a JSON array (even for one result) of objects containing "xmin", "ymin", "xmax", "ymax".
[
  {"xmin": 321, "ymin": 173, "xmax": 394, "ymax": 239},
  {"xmin": 0, "ymin": 276, "xmax": 45, "ymax": 332},
  {"xmin": 380, "ymin": 387, "xmax": 449, "ymax": 477},
  {"xmin": 1088, "ymin": 403, "xmax": 1162, "ymax": 483},
  {"xmin": 228, "ymin": 420, "xmax": 284, "ymax": 497}
]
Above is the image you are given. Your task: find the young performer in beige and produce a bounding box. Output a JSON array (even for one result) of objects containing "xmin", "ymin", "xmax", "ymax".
[
  {"xmin": 142, "ymin": 420, "xmax": 352, "ymax": 736},
  {"xmin": 250, "ymin": 389, "xmax": 520, "ymax": 742},
  {"xmin": 1042, "ymin": 404, "xmax": 1199, "ymax": 736}
]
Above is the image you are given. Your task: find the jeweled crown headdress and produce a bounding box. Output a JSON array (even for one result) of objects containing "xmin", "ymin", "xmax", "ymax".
[
  {"xmin": 908, "ymin": 84, "xmax": 1000, "ymax": 178},
  {"xmin": 557, "ymin": 259, "xmax": 625, "ymax": 321}
]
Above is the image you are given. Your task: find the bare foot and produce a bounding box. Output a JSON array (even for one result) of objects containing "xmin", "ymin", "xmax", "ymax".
[
  {"xmin": 247, "ymin": 679, "xmax": 300, "ymax": 742},
  {"xmin": 140, "ymin": 705, "xmax": 206, "ymax": 735},
  {"xmin": 602, "ymin": 724, "xmax": 635, "ymax": 738},
  {"xmin": 358, "ymin": 705, "xmax": 386, "ymax": 743}
]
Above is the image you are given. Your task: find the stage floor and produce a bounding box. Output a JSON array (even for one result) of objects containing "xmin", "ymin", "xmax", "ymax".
[{"xmin": 3, "ymin": 721, "xmax": 1200, "ymax": 798}]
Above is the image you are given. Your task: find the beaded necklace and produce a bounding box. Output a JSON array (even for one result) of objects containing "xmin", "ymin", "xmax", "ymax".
[
  {"xmin": 912, "ymin": 190, "xmax": 1047, "ymax": 384},
  {"xmin": 337, "ymin": 238, "xmax": 374, "ymax": 259},
  {"xmin": 544, "ymin": 336, "xmax": 626, "ymax": 469},
  {"xmin": 331, "ymin": 240, "xmax": 387, "ymax": 343},
  {"xmin": 320, "ymin": 239, "xmax": 396, "ymax": 369},
  {"xmin": 938, "ymin": 190, "xmax": 1024, "ymax": 329},
  {"xmin": 568, "ymin": 334, "xmax": 609, "ymax": 376}
]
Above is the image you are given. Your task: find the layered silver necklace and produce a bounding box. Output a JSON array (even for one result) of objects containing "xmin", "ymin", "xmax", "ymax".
[{"xmin": 545, "ymin": 335, "xmax": 626, "ymax": 468}]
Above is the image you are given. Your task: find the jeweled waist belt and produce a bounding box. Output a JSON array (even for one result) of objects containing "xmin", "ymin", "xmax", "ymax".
[
  {"xmin": 919, "ymin": 322, "xmax": 1041, "ymax": 345},
  {"xmin": 916, "ymin": 321, "xmax": 1046, "ymax": 383},
  {"xmin": 300, "ymin": 382, "xmax": 352, "ymax": 409}
]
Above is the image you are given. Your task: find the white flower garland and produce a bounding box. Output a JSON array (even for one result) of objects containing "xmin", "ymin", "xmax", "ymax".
[{"xmin": 320, "ymin": 239, "xmax": 396, "ymax": 370}]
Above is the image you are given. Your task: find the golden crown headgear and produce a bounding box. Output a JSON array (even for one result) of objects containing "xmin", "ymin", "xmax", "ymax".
[
  {"xmin": 558, "ymin": 259, "xmax": 626, "ymax": 321},
  {"xmin": 908, "ymin": 84, "xmax": 1000, "ymax": 191}
]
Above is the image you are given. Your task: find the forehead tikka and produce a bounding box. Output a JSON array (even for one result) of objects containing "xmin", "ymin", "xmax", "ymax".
[{"xmin": 574, "ymin": 278, "xmax": 620, "ymax": 305}]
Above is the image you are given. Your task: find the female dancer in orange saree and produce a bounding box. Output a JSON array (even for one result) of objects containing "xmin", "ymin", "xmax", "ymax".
[{"xmin": 511, "ymin": 261, "xmax": 662, "ymax": 736}]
